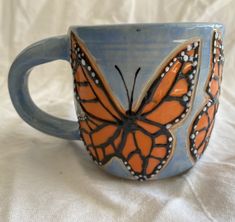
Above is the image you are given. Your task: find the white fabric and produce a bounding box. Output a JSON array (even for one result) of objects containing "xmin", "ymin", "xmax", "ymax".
[{"xmin": 1, "ymin": 0, "xmax": 235, "ymax": 221}]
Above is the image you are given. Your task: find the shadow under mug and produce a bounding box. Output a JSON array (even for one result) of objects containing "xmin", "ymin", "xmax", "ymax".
[{"xmin": 8, "ymin": 23, "xmax": 224, "ymax": 181}]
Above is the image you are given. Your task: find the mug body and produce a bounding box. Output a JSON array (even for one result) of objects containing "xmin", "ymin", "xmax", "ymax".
[{"xmin": 68, "ymin": 23, "xmax": 224, "ymax": 180}]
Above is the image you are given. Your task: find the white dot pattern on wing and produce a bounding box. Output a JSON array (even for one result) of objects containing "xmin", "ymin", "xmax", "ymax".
[
  {"xmin": 73, "ymin": 44, "xmax": 103, "ymax": 87},
  {"xmin": 158, "ymin": 41, "xmax": 201, "ymax": 126}
]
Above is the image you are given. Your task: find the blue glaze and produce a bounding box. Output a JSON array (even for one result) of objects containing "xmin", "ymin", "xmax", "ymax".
[
  {"xmin": 101, "ymin": 157, "xmax": 134, "ymax": 179},
  {"xmin": 70, "ymin": 23, "xmax": 224, "ymax": 109}
]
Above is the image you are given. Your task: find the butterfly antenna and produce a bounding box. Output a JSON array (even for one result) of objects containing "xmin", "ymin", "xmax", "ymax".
[
  {"xmin": 129, "ymin": 67, "xmax": 141, "ymax": 111},
  {"xmin": 114, "ymin": 65, "xmax": 131, "ymax": 107}
]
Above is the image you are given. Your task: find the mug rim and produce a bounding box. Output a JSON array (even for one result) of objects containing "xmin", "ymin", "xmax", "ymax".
[{"xmin": 69, "ymin": 22, "xmax": 224, "ymax": 30}]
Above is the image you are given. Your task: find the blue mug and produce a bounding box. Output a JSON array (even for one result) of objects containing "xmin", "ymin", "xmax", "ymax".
[{"xmin": 8, "ymin": 23, "xmax": 224, "ymax": 181}]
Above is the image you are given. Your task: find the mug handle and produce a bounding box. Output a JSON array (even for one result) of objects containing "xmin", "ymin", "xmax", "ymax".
[{"xmin": 8, "ymin": 35, "xmax": 80, "ymax": 140}]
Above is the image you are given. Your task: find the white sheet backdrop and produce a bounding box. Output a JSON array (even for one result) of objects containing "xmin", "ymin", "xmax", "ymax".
[{"xmin": 1, "ymin": 0, "xmax": 235, "ymax": 221}]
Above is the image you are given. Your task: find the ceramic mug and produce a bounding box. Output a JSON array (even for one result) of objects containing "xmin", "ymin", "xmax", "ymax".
[{"xmin": 8, "ymin": 23, "xmax": 224, "ymax": 181}]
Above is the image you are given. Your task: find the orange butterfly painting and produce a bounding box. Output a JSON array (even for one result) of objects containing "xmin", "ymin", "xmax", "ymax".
[
  {"xmin": 70, "ymin": 32, "xmax": 201, "ymax": 180},
  {"xmin": 189, "ymin": 31, "xmax": 224, "ymax": 160}
]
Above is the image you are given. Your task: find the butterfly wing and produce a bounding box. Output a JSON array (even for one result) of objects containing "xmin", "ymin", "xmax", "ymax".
[
  {"xmin": 189, "ymin": 31, "xmax": 224, "ymax": 160},
  {"xmin": 135, "ymin": 40, "xmax": 201, "ymax": 124},
  {"xmin": 70, "ymin": 32, "xmax": 125, "ymax": 164},
  {"xmin": 121, "ymin": 40, "xmax": 201, "ymax": 179}
]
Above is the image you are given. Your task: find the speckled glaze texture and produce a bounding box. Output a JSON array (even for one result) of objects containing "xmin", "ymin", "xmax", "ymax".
[{"xmin": 8, "ymin": 23, "xmax": 224, "ymax": 181}]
